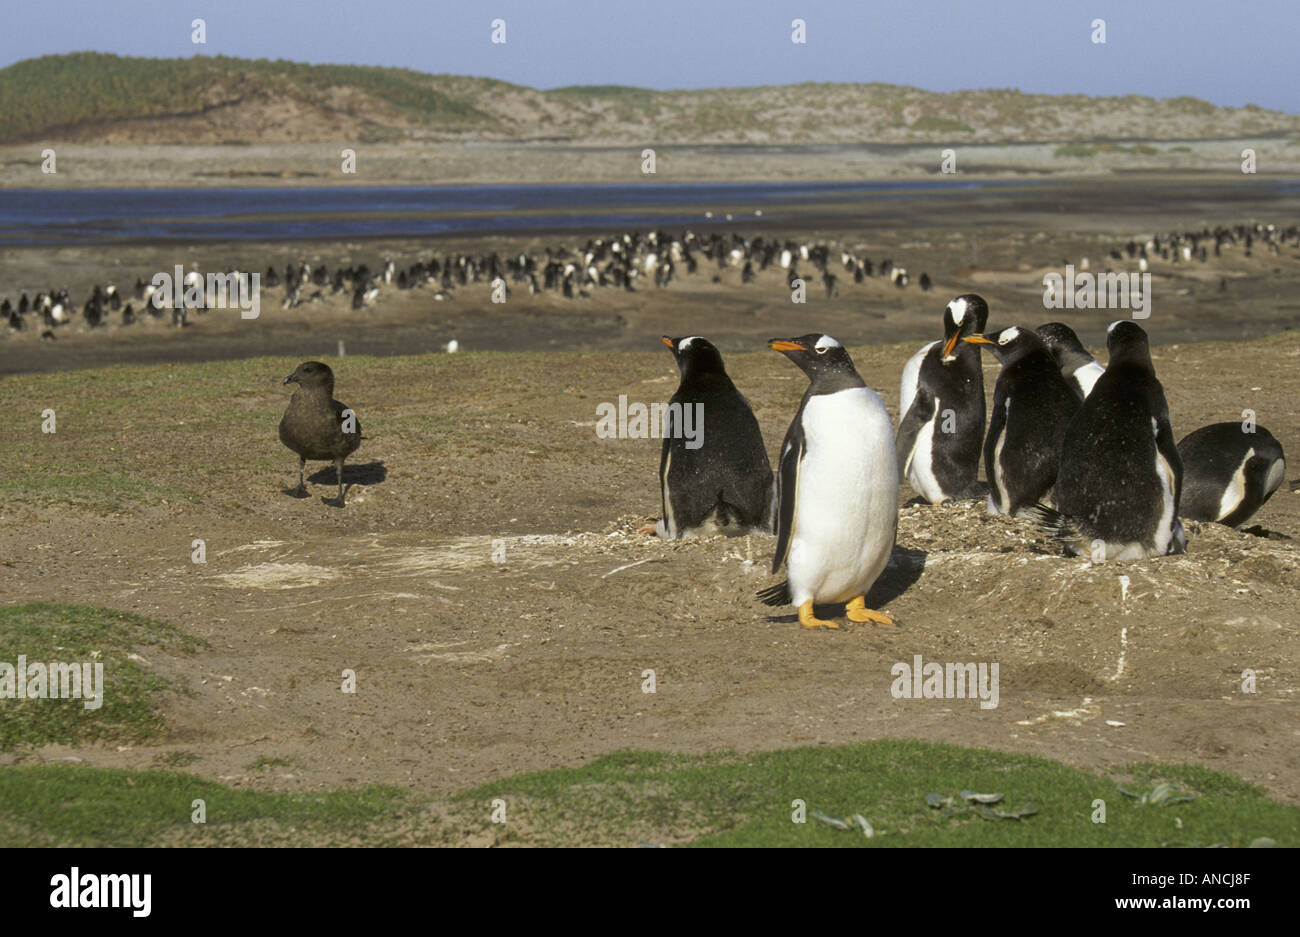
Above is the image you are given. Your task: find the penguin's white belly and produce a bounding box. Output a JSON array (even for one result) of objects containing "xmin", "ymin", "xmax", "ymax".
[
  {"xmin": 1216, "ymin": 447, "xmax": 1254, "ymax": 522},
  {"xmin": 987, "ymin": 399, "xmax": 1011, "ymax": 515},
  {"xmin": 1151, "ymin": 425, "xmax": 1180, "ymax": 555},
  {"xmin": 788, "ymin": 388, "xmax": 898, "ymax": 604},
  {"xmin": 905, "ymin": 398, "xmax": 945, "ymax": 503},
  {"xmin": 898, "ymin": 341, "xmax": 936, "ymax": 419}
]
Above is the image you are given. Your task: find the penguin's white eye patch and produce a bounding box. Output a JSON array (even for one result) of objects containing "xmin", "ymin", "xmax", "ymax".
[
  {"xmin": 997, "ymin": 326, "xmax": 1020, "ymax": 345},
  {"xmin": 948, "ymin": 297, "xmax": 967, "ymax": 325},
  {"xmin": 815, "ymin": 346, "xmax": 828, "ymax": 355},
  {"xmin": 813, "ymin": 335, "xmax": 841, "ymax": 353}
]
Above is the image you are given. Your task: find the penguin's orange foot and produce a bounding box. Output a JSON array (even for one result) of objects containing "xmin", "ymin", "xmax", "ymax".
[
  {"xmin": 798, "ymin": 600, "xmax": 840, "ymax": 630},
  {"xmin": 846, "ymin": 595, "xmax": 897, "ymax": 626},
  {"xmin": 636, "ymin": 522, "xmax": 658, "ymax": 536}
]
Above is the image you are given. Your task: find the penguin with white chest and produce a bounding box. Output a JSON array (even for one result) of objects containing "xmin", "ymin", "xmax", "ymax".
[
  {"xmin": 1036, "ymin": 322, "xmax": 1105, "ymax": 399},
  {"xmin": 1177, "ymin": 422, "xmax": 1285, "ymax": 528},
  {"xmin": 965, "ymin": 326, "xmax": 1081, "ymax": 515},
  {"xmin": 757, "ymin": 334, "xmax": 899, "ymax": 629},
  {"xmin": 896, "ymin": 294, "xmax": 988, "ymax": 502},
  {"xmin": 652, "ymin": 336, "xmax": 773, "ymax": 538},
  {"xmin": 1026, "ymin": 321, "xmax": 1186, "ymax": 560}
]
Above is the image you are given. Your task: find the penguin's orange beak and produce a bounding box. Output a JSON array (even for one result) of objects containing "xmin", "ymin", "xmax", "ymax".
[
  {"xmin": 769, "ymin": 340, "xmax": 806, "ymax": 352},
  {"xmin": 963, "ymin": 335, "xmax": 995, "ymax": 345},
  {"xmin": 942, "ymin": 333, "xmax": 962, "ymax": 359},
  {"xmin": 661, "ymin": 336, "xmax": 674, "ymax": 349}
]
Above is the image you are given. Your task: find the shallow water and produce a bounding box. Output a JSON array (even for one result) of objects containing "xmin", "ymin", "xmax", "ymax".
[{"xmin": 0, "ymin": 179, "xmax": 1032, "ymax": 247}]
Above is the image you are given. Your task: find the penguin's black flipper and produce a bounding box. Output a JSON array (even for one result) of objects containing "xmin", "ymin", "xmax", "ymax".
[
  {"xmin": 982, "ymin": 386, "xmax": 1008, "ymax": 510},
  {"xmin": 771, "ymin": 416, "xmax": 805, "ymax": 574},
  {"xmin": 756, "ymin": 581, "xmax": 791, "ymax": 606},
  {"xmin": 894, "ymin": 386, "xmax": 932, "ymax": 479}
]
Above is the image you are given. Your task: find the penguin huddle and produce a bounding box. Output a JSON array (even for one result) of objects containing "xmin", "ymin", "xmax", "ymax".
[
  {"xmin": 956, "ymin": 317, "xmax": 1285, "ymax": 556},
  {"xmin": 1026, "ymin": 321, "xmax": 1284, "ymax": 536},
  {"xmin": 1023, "ymin": 322, "xmax": 1185, "ymax": 560},
  {"xmin": 645, "ymin": 298, "xmax": 1289, "ymax": 630}
]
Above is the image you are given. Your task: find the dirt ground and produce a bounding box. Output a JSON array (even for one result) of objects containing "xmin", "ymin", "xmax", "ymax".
[{"xmin": 0, "ymin": 330, "xmax": 1297, "ymax": 803}]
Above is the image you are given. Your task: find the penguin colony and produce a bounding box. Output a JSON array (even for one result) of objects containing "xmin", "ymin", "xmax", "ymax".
[
  {"xmin": 7, "ymin": 220, "xmax": 1292, "ymax": 340},
  {"xmin": 1, "ymin": 229, "xmax": 935, "ymax": 339},
  {"xmin": 630, "ymin": 294, "xmax": 1287, "ymax": 629}
]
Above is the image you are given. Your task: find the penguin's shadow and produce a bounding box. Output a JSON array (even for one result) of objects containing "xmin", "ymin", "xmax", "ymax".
[
  {"xmin": 766, "ymin": 547, "xmax": 927, "ymax": 626},
  {"xmin": 903, "ymin": 485, "xmax": 989, "ymax": 509},
  {"xmin": 1240, "ymin": 524, "xmax": 1292, "ymax": 541},
  {"xmin": 281, "ymin": 461, "xmax": 388, "ymax": 504}
]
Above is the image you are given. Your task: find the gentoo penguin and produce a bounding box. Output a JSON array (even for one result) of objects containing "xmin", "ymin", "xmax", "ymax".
[
  {"xmin": 650, "ymin": 336, "xmax": 773, "ymax": 538},
  {"xmin": 1035, "ymin": 322, "xmax": 1105, "ymax": 399},
  {"xmin": 964, "ymin": 326, "xmax": 1081, "ymax": 515},
  {"xmin": 1027, "ymin": 321, "xmax": 1185, "ymax": 560},
  {"xmin": 896, "ymin": 294, "xmax": 988, "ymax": 503},
  {"xmin": 757, "ymin": 334, "xmax": 899, "ymax": 629},
  {"xmin": 279, "ymin": 361, "xmax": 363, "ymax": 506},
  {"xmin": 1177, "ymin": 422, "xmax": 1285, "ymax": 528}
]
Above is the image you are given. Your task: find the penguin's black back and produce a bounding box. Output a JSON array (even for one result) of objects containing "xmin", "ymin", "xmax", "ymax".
[
  {"xmin": 986, "ymin": 344, "xmax": 1080, "ymax": 512},
  {"xmin": 1056, "ymin": 355, "xmax": 1179, "ymax": 546},
  {"xmin": 661, "ymin": 347, "xmax": 772, "ymax": 534},
  {"xmin": 1177, "ymin": 422, "xmax": 1285, "ymax": 527}
]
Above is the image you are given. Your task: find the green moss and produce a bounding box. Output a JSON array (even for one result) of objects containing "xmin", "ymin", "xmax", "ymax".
[{"xmin": 0, "ymin": 603, "xmax": 203, "ymax": 751}]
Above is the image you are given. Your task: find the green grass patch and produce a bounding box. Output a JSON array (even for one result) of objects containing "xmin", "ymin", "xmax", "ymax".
[
  {"xmin": 0, "ymin": 603, "xmax": 203, "ymax": 752},
  {"xmin": 2, "ymin": 741, "xmax": 1296, "ymax": 846},
  {"xmin": 0, "ymin": 53, "xmax": 499, "ymax": 140},
  {"xmin": 459, "ymin": 742, "xmax": 1299, "ymax": 847},
  {"xmin": 0, "ymin": 352, "xmax": 513, "ymax": 510},
  {"xmin": 0, "ymin": 765, "xmax": 410, "ymax": 847},
  {"xmin": 0, "ymin": 453, "xmax": 166, "ymax": 507}
]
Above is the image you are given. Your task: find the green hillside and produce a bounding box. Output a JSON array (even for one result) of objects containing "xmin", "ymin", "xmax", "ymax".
[
  {"xmin": 2, "ymin": 52, "xmax": 1297, "ymax": 145},
  {"xmin": 0, "ymin": 52, "xmax": 499, "ymax": 140}
]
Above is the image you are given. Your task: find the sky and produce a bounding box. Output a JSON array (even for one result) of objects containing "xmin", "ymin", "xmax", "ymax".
[{"xmin": 1, "ymin": 0, "xmax": 1296, "ymax": 113}]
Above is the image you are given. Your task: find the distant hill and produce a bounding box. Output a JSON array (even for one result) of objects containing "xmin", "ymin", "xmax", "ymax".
[{"xmin": 3, "ymin": 52, "xmax": 1297, "ymax": 146}]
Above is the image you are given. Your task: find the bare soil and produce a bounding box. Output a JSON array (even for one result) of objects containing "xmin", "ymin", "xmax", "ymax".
[{"xmin": 0, "ymin": 333, "xmax": 1297, "ymax": 802}]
